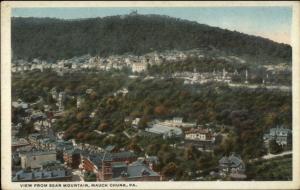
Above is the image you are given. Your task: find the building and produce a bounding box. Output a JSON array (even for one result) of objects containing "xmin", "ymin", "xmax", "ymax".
[
  {"xmin": 185, "ymin": 128, "xmax": 213, "ymax": 141},
  {"xmin": 81, "ymin": 151, "xmax": 138, "ymax": 181},
  {"xmin": 58, "ymin": 92, "xmax": 66, "ymax": 111},
  {"xmin": 112, "ymin": 161, "xmax": 160, "ymax": 181},
  {"xmin": 50, "ymin": 88, "xmax": 58, "ymax": 100},
  {"xmin": 111, "ymin": 151, "xmax": 137, "ymax": 163},
  {"xmin": 160, "ymin": 117, "xmax": 196, "ymax": 128},
  {"xmin": 12, "ymin": 138, "xmax": 30, "ymax": 152},
  {"xmin": 28, "ymin": 133, "xmax": 42, "ymax": 147},
  {"xmin": 12, "ymin": 99, "xmax": 29, "ymax": 109},
  {"xmin": 114, "ymin": 88, "xmax": 128, "ymax": 96},
  {"xmin": 185, "ymin": 128, "xmax": 215, "ymax": 150},
  {"xmin": 38, "ymin": 138, "xmax": 56, "ymax": 150},
  {"xmin": 20, "ymin": 150, "xmax": 57, "ymax": 169},
  {"xmin": 218, "ymin": 153, "xmax": 246, "ymax": 180},
  {"xmin": 263, "ymin": 126, "xmax": 292, "ymax": 146},
  {"xmin": 132, "ymin": 118, "xmax": 141, "ymax": 128},
  {"xmin": 132, "ymin": 63, "xmax": 146, "ymax": 73},
  {"xmin": 77, "ymin": 97, "xmax": 83, "ymax": 109},
  {"xmin": 13, "ymin": 161, "xmax": 72, "ymax": 182},
  {"xmin": 80, "ymin": 152, "xmax": 113, "ymax": 181},
  {"xmin": 145, "ymin": 121, "xmax": 183, "ymax": 139},
  {"xmin": 63, "ymin": 149, "xmax": 81, "ymax": 169}
]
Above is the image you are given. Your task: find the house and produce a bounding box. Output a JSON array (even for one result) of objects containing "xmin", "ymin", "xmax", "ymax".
[
  {"xmin": 13, "ymin": 161, "xmax": 72, "ymax": 182},
  {"xmin": 132, "ymin": 118, "xmax": 141, "ymax": 128},
  {"xmin": 185, "ymin": 128, "xmax": 213, "ymax": 141},
  {"xmin": 38, "ymin": 138, "xmax": 56, "ymax": 150},
  {"xmin": 114, "ymin": 88, "xmax": 128, "ymax": 96},
  {"xmin": 76, "ymin": 97, "xmax": 83, "ymax": 108},
  {"xmin": 263, "ymin": 126, "xmax": 292, "ymax": 146},
  {"xmin": 12, "ymin": 99, "xmax": 29, "ymax": 109},
  {"xmin": 30, "ymin": 111, "xmax": 47, "ymax": 121},
  {"xmin": 132, "ymin": 63, "xmax": 146, "ymax": 73},
  {"xmin": 58, "ymin": 92, "xmax": 66, "ymax": 111},
  {"xmin": 164, "ymin": 117, "xmax": 196, "ymax": 128},
  {"xmin": 144, "ymin": 155, "xmax": 159, "ymax": 171},
  {"xmin": 184, "ymin": 128, "xmax": 215, "ymax": 150},
  {"xmin": 12, "ymin": 138, "xmax": 31, "ymax": 152},
  {"xmin": 20, "ymin": 150, "xmax": 57, "ymax": 169},
  {"xmin": 86, "ymin": 88, "xmax": 94, "ymax": 94},
  {"xmin": 28, "ymin": 133, "xmax": 42, "ymax": 147},
  {"xmin": 218, "ymin": 153, "xmax": 246, "ymax": 180}
]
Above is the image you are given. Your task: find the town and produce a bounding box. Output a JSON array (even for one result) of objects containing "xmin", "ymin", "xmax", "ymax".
[{"xmin": 11, "ymin": 49, "xmax": 292, "ymax": 181}]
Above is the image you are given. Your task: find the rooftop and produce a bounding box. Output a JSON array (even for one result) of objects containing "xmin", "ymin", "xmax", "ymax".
[
  {"xmin": 13, "ymin": 167, "xmax": 71, "ymax": 181},
  {"xmin": 146, "ymin": 123, "xmax": 182, "ymax": 136},
  {"xmin": 20, "ymin": 150, "xmax": 56, "ymax": 157},
  {"xmin": 112, "ymin": 161, "xmax": 160, "ymax": 180}
]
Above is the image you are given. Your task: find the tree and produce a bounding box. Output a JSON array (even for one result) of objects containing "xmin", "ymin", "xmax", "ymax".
[
  {"xmin": 184, "ymin": 144, "xmax": 200, "ymax": 160},
  {"xmin": 162, "ymin": 162, "xmax": 177, "ymax": 179},
  {"xmin": 138, "ymin": 116, "xmax": 149, "ymax": 129},
  {"xmin": 76, "ymin": 111, "xmax": 87, "ymax": 122},
  {"xmin": 84, "ymin": 172, "xmax": 96, "ymax": 181},
  {"xmin": 154, "ymin": 105, "xmax": 168, "ymax": 116},
  {"xmin": 269, "ymin": 139, "xmax": 283, "ymax": 154},
  {"xmin": 76, "ymin": 132, "xmax": 85, "ymax": 140},
  {"xmin": 98, "ymin": 122, "xmax": 110, "ymax": 132}
]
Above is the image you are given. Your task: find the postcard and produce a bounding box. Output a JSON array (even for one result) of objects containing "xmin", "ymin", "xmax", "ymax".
[{"xmin": 1, "ymin": 1, "xmax": 300, "ymax": 190}]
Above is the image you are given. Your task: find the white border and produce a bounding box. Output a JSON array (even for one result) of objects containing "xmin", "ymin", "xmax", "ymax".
[{"xmin": 1, "ymin": 1, "xmax": 300, "ymax": 190}]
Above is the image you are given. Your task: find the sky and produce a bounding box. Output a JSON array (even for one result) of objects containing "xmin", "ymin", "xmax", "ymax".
[{"xmin": 12, "ymin": 7, "xmax": 292, "ymax": 44}]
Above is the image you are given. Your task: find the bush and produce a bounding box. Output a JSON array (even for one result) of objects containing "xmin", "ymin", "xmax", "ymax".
[{"xmin": 269, "ymin": 139, "xmax": 283, "ymax": 154}]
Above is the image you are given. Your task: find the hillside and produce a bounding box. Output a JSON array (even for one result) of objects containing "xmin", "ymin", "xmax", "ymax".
[{"xmin": 11, "ymin": 14, "xmax": 291, "ymax": 62}]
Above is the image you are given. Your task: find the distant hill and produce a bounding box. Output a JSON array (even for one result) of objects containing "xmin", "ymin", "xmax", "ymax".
[{"xmin": 11, "ymin": 14, "xmax": 291, "ymax": 62}]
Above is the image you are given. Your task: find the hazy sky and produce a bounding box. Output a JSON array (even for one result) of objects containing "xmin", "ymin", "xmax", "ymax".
[{"xmin": 12, "ymin": 7, "xmax": 292, "ymax": 44}]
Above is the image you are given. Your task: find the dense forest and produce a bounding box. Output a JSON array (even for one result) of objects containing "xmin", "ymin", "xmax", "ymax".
[
  {"xmin": 12, "ymin": 14, "xmax": 291, "ymax": 62},
  {"xmin": 12, "ymin": 70, "xmax": 292, "ymax": 158}
]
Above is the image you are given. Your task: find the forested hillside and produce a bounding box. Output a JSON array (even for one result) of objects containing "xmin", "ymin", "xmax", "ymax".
[{"xmin": 12, "ymin": 14, "xmax": 291, "ymax": 62}]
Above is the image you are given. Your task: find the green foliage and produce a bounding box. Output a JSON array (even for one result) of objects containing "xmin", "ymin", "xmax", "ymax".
[
  {"xmin": 246, "ymin": 155, "xmax": 292, "ymax": 180},
  {"xmin": 269, "ymin": 139, "xmax": 283, "ymax": 154},
  {"xmin": 162, "ymin": 162, "xmax": 178, "ymax": 178},
  {"xmin": 84, "ymin": 172, "xmax": 96, "ymax": 181},
  {"xmin": 12, "ymin": 69, "xmax": 292, "ymax": 178},
  {"xmin": 12, "ymin": 15, "xmax": 291, "ymax": 62}
]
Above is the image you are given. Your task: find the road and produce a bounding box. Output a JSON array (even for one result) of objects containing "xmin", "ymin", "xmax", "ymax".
[
  {"xmin": 228, "ymin": 83, "xmax": 291, "ymax": 92},
  {"xmin": 262, "ymin": 150, "xmax": 292, "ymax": 160},
  {"xmin": 249, "ymin": 151, "xmax": 292, "ymax": 163}
]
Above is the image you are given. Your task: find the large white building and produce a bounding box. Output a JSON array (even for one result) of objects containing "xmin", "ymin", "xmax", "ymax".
[
  {"xmin": 132, "ymin": 63, "xmax": 147, "ymax": 73},
  {"xmin": 20, "ymin": 150, "xmax": 57, "ymax": 169},
  {"xmin": 263, "ymin": 126, "xmax": 292, "ymax": 146},
  {"xmin": 185, "ymin": 128, "xmax": 214, "ymax": 141},
  {"xmin": 157, "ymin": 117, "xmax": 196, "ymax": 128},
  {"xmin": 145, "ymin": 119, "xmax": 183, "ymax": 139}
]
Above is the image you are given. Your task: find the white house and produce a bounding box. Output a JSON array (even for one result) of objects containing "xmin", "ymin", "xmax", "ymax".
[
  {"xmin": 132, "ymin": 63, "xmax": 147, "ymax": 73},
  {"xmin": 185, "ymin": 128, "xmax": 214, "ymax": 141}
]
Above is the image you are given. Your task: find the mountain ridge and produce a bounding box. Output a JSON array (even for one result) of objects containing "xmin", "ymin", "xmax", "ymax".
[{"xmin": 11, "ymin": 14, "xmax": 292, "ymax": 62}]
